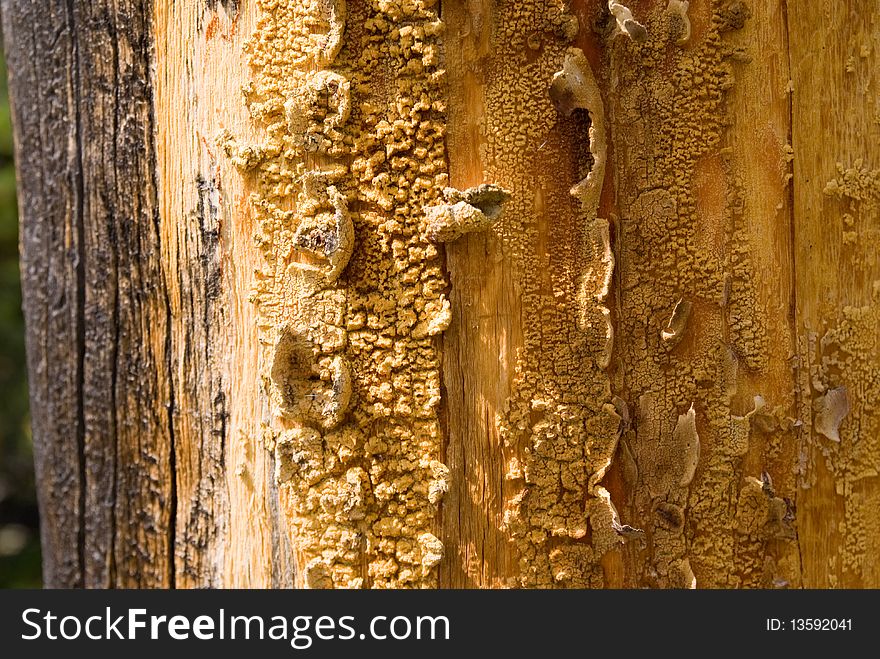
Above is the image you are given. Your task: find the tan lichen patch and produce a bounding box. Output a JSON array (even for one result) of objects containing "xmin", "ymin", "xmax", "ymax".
[
  {"xmin": 224, "ymin": 0, "xmax": 452, "ymax": 588},
  {"xmin": 285, "ymin": 70, "xmax": 352, "ymax": 152},
  {"xmin": 717, "ymin": 1, "xmax": 751, "ymax": 32},
  {"xmin": 549, "ymin": 47, "xmax": 607, "ymax": 217},
  {"xmin": 482, "ymin": 3, "xmax": 619, "ymax": 587},
  {"xmin": 674, "ymin": 404, "xmax": 701, "ymax": 487},
  {"xmin": 660, "ymin": 298, "xmax": 693, "ymax": 349},
  {"xmin": 270, "ymin": 326, "xmax": 352, "ymax": 429},
  {"xmin": 826, "ymin": 160, "xmax": 880, "ymax": 203},
  {"xmin": 815, "ymin": 386, "xmax": 850, "ymax": 443},
  {"xmin": 808, "ymin": 301, "xmax": 880, "ymax": 577},
  {"xmin": 290, "ymin": 185, "xmax": 354, "ymax": 282},
  {"xmin": 607, "ymin": 1, "xmax": 799, "ymax": 589},
  {"xmin": 824, "ymin": 160, "xmax": 880, "ymax": 270},
  {"xmin": 423, "ymin": 184, "xmax": 511, "ymax": 242},
  {"xmin": 275, "ymin": 427, "xmax": 326, "ymax": 486},
  {"xmin": 811, "ymin": 162, "xmax": 880, "ymax": 579},
  {"xmin": 635, "ymin": 397, "xmax": 700, "ymax": 499},
  {"xmin": 734, "ymin": 475, "xmax": 794, "ymax": 540}
]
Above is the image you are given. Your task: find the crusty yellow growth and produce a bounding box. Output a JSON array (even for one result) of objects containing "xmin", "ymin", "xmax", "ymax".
[
  {"xmin": 731, "ymin": 473, "xmax": 795, "ymax": 587},
  {"xmin": 803, "ymin": 160, "xmax": 880, "ymax": 580},
  {"xmin": 824, "ymin": 160, "xmax": 880, "ymax": 203},
  {"xmin": 609, "ymin": 1, "xmax": 796, "ymax": 588},
  {"xmin": 224, "ymin": 0, "xmax": 451, "ymax": 588},
  {"xmin": 549, "ymin": 48, "xmax": 607, "ymax": 219},
  {"xmin": 726, "ymin": 170, "xmax": 769, "ymax": 372},
  {"xmin": 660, "ymin": 298, "xmax": 693, "ymax": 349},
  {"xmin": 470, "ymin": 0, "xmax": 621, "ymax": 588},
  {"xmin": 824, "ymin": 160, "xmax": 880, "ymax": 251},
  {"xmin": 809, "ymin": 304, "xmax": 880, "ymax": 574},
  {"xmin": 423, "ymin": 184, "xmax": 511, "ymax": 243}
]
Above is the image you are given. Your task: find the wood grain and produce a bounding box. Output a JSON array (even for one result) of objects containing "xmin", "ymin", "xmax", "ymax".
[
  {"xmin": 3, "ymin": 0, "xmax": 173, "ymax": 587},
  {"xmin": 153, "ymin": 0, "xmax": 295, "ymax": 588},
  {"xmin": 4, "ymin": 0, "xmax": 880, "ymax": 588},
  {"xmin": 790, "ymin": 0, "xmax": 880, "ymax": 588}
]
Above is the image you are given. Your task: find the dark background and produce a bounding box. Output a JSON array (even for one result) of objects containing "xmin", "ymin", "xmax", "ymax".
[{"xmin": 0, "ymin": 45, "xmax": 41, "ymax": 588}]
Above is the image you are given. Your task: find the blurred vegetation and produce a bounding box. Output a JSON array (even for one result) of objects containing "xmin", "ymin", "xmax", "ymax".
[{"xmin": 0, "ymin": 49, "xmax": 41, "ymax": 588}]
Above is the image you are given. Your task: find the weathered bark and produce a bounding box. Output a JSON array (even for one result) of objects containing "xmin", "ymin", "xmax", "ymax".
[
  {"xmin": 3, "ymin": 0, "xmax": 176, "ymax": 588},
  {"xmin": 4, "ymin": 0, "xmax": 879, "ymax": 588}
]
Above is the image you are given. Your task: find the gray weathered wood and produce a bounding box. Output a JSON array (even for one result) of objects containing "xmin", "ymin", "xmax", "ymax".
[{"xmin": 2, "ymin": 0, "xmax": 175, "ymax": 588}]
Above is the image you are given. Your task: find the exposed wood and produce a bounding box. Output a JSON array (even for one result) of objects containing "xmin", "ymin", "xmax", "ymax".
[
  {"xmin": 790, "ymin": 0, "xmax": 880, "ymax": 588},
  {"xmin": 153, "ymin": 0, "xmax": 294, "ymax": 588},
  {"xmin": 442, "ymin": 0, "xmax": 617, "ymax": 588},
  {"xmin": 4, "ymin": 0, "xmax": 880, "ymax": 589}
]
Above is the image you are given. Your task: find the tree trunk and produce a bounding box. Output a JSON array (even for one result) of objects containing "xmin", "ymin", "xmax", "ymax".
[{"xmin": 4, "ymin": 0, "xmax": 879, "ymax": 588}]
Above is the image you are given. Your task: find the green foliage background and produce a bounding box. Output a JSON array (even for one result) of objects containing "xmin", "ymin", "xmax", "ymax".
[{"xmin": 0, "ymin": 50, "xmax": 41, "ymax": 588}]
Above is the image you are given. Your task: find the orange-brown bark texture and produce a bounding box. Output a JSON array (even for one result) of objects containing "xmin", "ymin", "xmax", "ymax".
[{"xmin": 6, "ymin": 0, "xmax": 879, "ymax": 587}]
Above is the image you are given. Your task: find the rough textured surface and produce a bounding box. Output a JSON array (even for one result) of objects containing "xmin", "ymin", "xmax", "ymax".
[
  {"xmin": 8, "ymin": 0, "xmax": 880, "ymax": 589},
  {"xmin": 790, "ymin": 0, "xmax": 880, "ymax": 588},
  {"xmin": 605, "ymin": 0, "xmax": 803, "ymax": 589},
  {"xmin": 222, "ymin": 0, "xmax": 453, "ymax": 588},
  {"xmin": 441, "ymin": 0, "xmax": 619, "ymax": 588},
  {"xmin": 3, "ymin": 0, "xmax": 175, "ymax": 587},
  {"xmin": 424, "ymin": 185, "xmax": 511, "ymax": 243}
]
